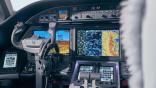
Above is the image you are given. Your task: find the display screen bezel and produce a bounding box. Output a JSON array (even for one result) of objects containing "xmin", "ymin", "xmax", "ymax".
[
  {"xmin": 58, "ymin": 9, "xmax": 69, "ymax": 21},
  {"xmin": 75, "ymin": 26, "xmax": 121, "ymax": 59},
  {"xmin": 55, "ymin": 28, "xmax": 70, "ymax": 55}
]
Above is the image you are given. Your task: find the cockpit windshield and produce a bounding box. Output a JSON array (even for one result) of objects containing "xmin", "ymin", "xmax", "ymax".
[{"xmin": 10, "ymin": 0, "xmax": 41, "ymax": 11}]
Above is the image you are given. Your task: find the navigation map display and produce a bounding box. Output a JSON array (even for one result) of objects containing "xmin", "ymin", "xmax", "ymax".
[
  {"xmin": 56, "ymin": 30, "xmax": 70, "ymax": 54},
  {"xmin": 77, "ymin": 30, "xmax": 119, "ymax": 56}
]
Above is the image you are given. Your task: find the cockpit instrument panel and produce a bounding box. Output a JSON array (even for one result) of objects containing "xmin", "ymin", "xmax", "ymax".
[
  {"xmin": 39, "ymin": 14, "xmax": 57, "ymax": 23},
  {"xmin": 26, "ymin": 3, "xmax": 119, "ymax": 24},
  {"xmin": 0, "ymin": 0, "xmax": 123, "ymax": 88}
]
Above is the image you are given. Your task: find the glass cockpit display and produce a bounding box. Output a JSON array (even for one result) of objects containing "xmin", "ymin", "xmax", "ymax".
[
  {"xmin": 100, "ymin": 67, "xmax": 114, "ymax": 82},
  {"xmin": 77, "ymin": 30, "xmax": 119, "ymax": 56},
  {"xmin": 78, "ymin": 66, "xmax": 94, "ymax": 79},
  {"xmin": 33, "ymin": 30, "xmax": 51, "ymax": 39},
  {"xmin": 56, "ymin": 30, "xmax": 70, "ymax": 54},
  {"xmin": 3, "ymin": 53, "xmax": 17, "ymax": 68},
  {"xmin": 58, "ymin": 10, "xmax": 68, "ymax": 20},
  {"xmin": 79, "ymin": 66, "xmax": 94, "ymax": 73}
]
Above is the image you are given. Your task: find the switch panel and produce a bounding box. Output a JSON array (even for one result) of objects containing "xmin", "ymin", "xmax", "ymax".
[{"xmin": 71, "ymin": 10, "xmax": 119, "ymax": 20}]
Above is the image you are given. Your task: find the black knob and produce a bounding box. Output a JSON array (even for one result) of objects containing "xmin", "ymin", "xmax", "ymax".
[
  {"xmin": 112, "ymin": 14, "xmax": 117, "ymax": 18},
  {"xmin": 45, "ymin": 16, "xmax": 49, "ymax": 19},
  {"xmin": 102, "ymin": 15, "xmax": 107, "ymax": 18},
  {"xmin": 77, "ymin": 80, "xmax": 81, "ymax": 83},
  {"xmin": 40, "ymin": 16, "xmax": 44, "ymax": 19},
  {"xmin": 75, "ymin": 16, "xmax": 78, "ymax": 19},
  {"xmin": 53, "ymin": 16, "xmax": 56, "ymax": 18},
  {"xmin": 80, "ymin": 86, "xmax": 84, "ymax": 88},
  {"xmin": 86, "ymin": 15, "xmax": 92, "ymax": 18}
]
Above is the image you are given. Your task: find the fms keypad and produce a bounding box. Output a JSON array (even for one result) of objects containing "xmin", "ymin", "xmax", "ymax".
[{"xmin": 100, "ymin": 67, "xmax": 114, "ymax": 82}]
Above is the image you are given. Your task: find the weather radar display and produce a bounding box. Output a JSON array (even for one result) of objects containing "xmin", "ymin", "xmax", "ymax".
[
  {"xmin": 77, "ymin": 30, "xmax": 119, "ymax": 56},
  {"xmin": 102, "ymin": 31, "xmax": 119, "ymax": 56}
]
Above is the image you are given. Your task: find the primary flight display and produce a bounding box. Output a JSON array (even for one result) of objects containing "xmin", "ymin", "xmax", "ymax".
[{"xmin": 56, "ymin": 30, "xmax": 70, "ymax": 54}]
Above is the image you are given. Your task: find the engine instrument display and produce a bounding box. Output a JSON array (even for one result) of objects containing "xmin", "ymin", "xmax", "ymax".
[
  {"xmin": 77, "ymin": 30, "xmax": 119, "ymax": 56},
  {"xmin": 3, "ymin": 53, "xmax": 17, "ymax": 68},
  {"xmin": 56, "ymin": 30, "xmax": 70, "ymax": 54}
]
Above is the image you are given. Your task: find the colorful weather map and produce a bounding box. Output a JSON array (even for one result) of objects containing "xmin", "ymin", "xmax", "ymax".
[
  {"xmin": 77, "ymin": 30, "xmax": 119, "ymax": 56},
  {"xmin": 56, "ymin": 30, "xmax": 70, "ymax": 54},
  {"xmin": 102, "ymin": 31, "xmax": 119, "ymax": 56}
]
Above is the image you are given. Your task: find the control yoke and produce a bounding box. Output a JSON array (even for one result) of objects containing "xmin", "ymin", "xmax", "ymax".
[
  {"xmin": 11, "ymin": 21, "xmax": 57, "ymax": 54},
  {"xmin": 11, "ymin": 22, "xmax": 25, "ymax": 49}
]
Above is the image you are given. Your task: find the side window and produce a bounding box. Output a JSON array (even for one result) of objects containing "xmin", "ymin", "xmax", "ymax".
[
  {"xmin": 0, "ymin": 1, "xmax": 10, "ymax": 23},
  {"xmin": 0, "ymin": 5, "xmax": 5, "ymax": 22}
]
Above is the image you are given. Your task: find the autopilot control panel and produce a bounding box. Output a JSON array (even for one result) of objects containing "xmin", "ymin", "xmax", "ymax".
[{"xmin": 27, "ymin": 3, "xmax": 120, "ymax": 24}]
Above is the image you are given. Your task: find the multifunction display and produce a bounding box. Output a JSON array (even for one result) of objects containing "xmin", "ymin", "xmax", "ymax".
[{"xmin": 77, "ymin": 30, "xmax": 119, "ymax": 56}]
